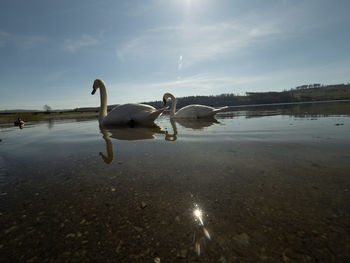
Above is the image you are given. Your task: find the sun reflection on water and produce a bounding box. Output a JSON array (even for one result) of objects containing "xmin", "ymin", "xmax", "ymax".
[
  {"xmin": 192, "ymin": 204, "xmax": 212, "ymax": 256},
  {"xmin": 194, "ymin": 208, "xmax": 204, "ymax": 226}
]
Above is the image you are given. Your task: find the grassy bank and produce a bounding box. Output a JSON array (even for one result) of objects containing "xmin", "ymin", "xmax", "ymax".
[{"xmin": 0, "ymin": 111, "xmax": 98, "ymax": 125}]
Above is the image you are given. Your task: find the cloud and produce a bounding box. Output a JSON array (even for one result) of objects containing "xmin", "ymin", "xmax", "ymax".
[
  {"xmin": 42, "ymin": 69, "xmax": 70, "ymax": 82},
  {"xmin": 108, "ymin": 73, "xmax": 270, "ymax": 103},
  {"xmin": 63, "ymin": 33, "xmax": 103, "ymax": 52},
  {"xmin": 0, "ymin": 30, "xmax": 46, "ymax": 49},
  {"xmin": 116, "ymin": 20, "xmax": 279, "ymax": 68}
]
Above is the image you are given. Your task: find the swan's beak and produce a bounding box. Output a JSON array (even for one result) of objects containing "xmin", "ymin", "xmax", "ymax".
[
  {"xmin": 163, "ymin": 98, "xmax": 167, "ymax": 106},
  {"xmin": 91, "ymin": 89, "xmax": 96, "ymax": 95}
]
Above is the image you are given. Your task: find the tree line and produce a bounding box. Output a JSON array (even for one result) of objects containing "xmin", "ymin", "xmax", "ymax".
[{"xmin": 144, "ymin": 83, "xmax": 350, "ymax": 108}]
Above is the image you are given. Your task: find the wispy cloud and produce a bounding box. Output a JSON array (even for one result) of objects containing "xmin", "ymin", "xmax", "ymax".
[
  {"xmin": 0, "ymin": 30, "xmax": 46, "ymax": 49},
  {"xmin": 108, "ymin": 73, "xmax": 270, "ymax": 103},
  {"xmin": 63, "ymin": 33, "xmax": 103, "ymax": 52},
  {"xmin": 42, "ymin": 69, "xmax": 70, "ymax": 82},
  {"xmin": 116, "ymin": 20, "xmax": 279, "ymax": 68}
]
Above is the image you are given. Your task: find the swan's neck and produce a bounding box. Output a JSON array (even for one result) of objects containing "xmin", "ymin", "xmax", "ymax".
[
  {"xmin": 98, "ymin": 83, "xmax": 108, "ymax": 122},
  {"xmin": 168, "ymin": 94, "xmax": 177, "ymax": 117},
  {"xmin": 100, "ymin": 129, "xmax": 113, "ymax": 164}
]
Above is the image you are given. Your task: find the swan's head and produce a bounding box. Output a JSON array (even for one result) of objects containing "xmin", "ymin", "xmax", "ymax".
[
  {"xmin": 162, "ymin": 92, "xmax": 174, "ymax": 106},
  {"xmin": 91, "ymin": 79, "xmax": 105, "ymax": 95}
]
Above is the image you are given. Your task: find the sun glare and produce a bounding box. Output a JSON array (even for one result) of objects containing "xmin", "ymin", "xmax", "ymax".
[
  {"xmin": 194, "ymin": 209, "xmax": 202, "ymax": 217},
  {"xmin": 193, "ymin": 206, "xmax": 204, "ymax": 226}
]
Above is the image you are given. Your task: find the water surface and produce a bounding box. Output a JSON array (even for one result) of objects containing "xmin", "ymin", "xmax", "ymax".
[{"xmin": 1, "ymin": 101, "xmax": 350, "ymax": 262}]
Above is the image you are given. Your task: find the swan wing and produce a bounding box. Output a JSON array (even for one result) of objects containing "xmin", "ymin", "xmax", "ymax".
[
  {"xmin": 175, "ymin": 105, "xmax": 213, "ymax": 118},
  {"xmin": 175, "ymin": 105, "xmax": 228, "ymax": 118},
  {"xmin": 132, "ymin": 107, "xmax": 167, "ymax": 123},
  {"xmin": 212, "ymin": 106, "xmax": 228, "ymax": 113},
  {"xmin": 102, "ymin": 103, "xmax": 165, "ymax": 125},
  {"xmin": 197, "ymin": 106, "xmax": 228, "ymax": 118}
]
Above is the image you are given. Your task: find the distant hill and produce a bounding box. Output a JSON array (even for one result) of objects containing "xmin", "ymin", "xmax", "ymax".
[{"xmin": 0, "ymin": 109, "xmax": 41, "ymax": 113}]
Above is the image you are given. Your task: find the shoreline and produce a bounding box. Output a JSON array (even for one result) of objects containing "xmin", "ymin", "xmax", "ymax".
[
  {"xmin": 0, "ymin": 111, "xmax": 98, "ymax": 125},
  {"xmin": 1, "ymin": 99, "xmax": 350, "ymax": 125}
]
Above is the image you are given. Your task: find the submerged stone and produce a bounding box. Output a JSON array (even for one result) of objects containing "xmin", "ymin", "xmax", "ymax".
[
  {"xmin": 234, "ymin": 233, "xmax": 250, "ymax": 246},
  {"xmin": 140, "ymin": 201, "xmax": 147, "ymax": 209}
]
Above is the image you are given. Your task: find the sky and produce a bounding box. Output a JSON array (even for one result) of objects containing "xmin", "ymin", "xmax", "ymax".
[{"xmin": 1, "ymin": 0, "xmax": 350, "ymax": 110}]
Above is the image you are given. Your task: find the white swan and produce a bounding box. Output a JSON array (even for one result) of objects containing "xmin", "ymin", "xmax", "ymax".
[
  {"xmin": 91, "ymin": 79, "xmax": 167, "ymax": 125},
  {"xmin": 163, "ymin": 93, "xmax": 228, "ymax": 119}
]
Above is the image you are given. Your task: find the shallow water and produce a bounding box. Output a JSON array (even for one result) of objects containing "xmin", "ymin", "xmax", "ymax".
[{"xmin": 1, "ymin": 101, "xmax": 350, "ymax": 262}]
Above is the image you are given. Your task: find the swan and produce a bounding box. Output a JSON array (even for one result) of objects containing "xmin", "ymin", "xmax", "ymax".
[
  {"xmin": 91, "ymin": 79, "xmax": 167, "ymax": 125},
  {"xmin": 163, "ymin": 93, "xmax": 228, "ymax": 119}
]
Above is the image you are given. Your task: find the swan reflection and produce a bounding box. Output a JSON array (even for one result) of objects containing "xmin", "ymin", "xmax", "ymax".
[
  {"xmin": 165, "ymin": 119, "xmax": 178, "ymax": 141},
  {"xmin": 99, "ymin": 124, "xmax": 167, "ymax": 164},
  {"xmin": 164, "ymin": 118, "xmax": 220, "ymax": 141},
  {"xmin": 174, "ymin": 118, "xmax": 220, "ymax": 130},
  {"xmin": 103, "ymin": 123, "xmax": 167, "ymax": 141},
  {"xmin": 99, "ymin": 129, "xmax": 114, "ymax": 164}
]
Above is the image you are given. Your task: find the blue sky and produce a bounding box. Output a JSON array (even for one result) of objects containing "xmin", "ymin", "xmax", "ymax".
[{"xmin": 1, "ymin": 0, "xmax": 350, "ymax": 110}]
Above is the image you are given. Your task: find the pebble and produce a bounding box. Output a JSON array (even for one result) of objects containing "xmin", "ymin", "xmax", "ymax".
[
  {"xmin": 66, "ymin": 233, "xmax": 76, "ymax": 238},
  {"xmin": 134, "ymin": 226, "xmax": 143, "ymax": 233},
  {"xmin": 234, "ymin": 233, "xmax": 250, "ymax": 246},
  {"xmin": 140, "ymin": 202, "xmax": 147, "ymax": 209},
  {"xmin": 5, "ymin": 225, "xmax": 18, "ymax": 234},
  {"xmin": 62, "ymin": 251, "xmax": 71, "ymax": 257},
  {"xmin": 179, "ymin": 249, "xmax": 187, "ymax": 258},
  {"xmin": 154, "ymin": 257, "xmax": 160, "ymax": 263},
  {"xmin": 282, "ymin": 248, "xmax": 291, "ymax": 262},
  {"xmin": 27, "ymin": 256, "xmax": 38, "ymax": 263}
]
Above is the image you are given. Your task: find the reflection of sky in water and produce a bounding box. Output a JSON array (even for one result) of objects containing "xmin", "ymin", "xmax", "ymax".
[{"xmin": 1, "ymin": 106, "xmax": 349, "ymax": 173}]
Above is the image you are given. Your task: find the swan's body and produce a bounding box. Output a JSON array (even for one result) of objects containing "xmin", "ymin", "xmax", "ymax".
[
  {"xmin": 92, "ymin": 79, "xmax": 166, "ymax": 125},
  {"xmin": 163, "ymin": 93, "xmax": 228, "ymax": 119}
]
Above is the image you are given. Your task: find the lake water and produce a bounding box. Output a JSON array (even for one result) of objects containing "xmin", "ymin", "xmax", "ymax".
[{"xmin": 1, "ymin": 101, "xmax": 350, "ymax": 262}]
